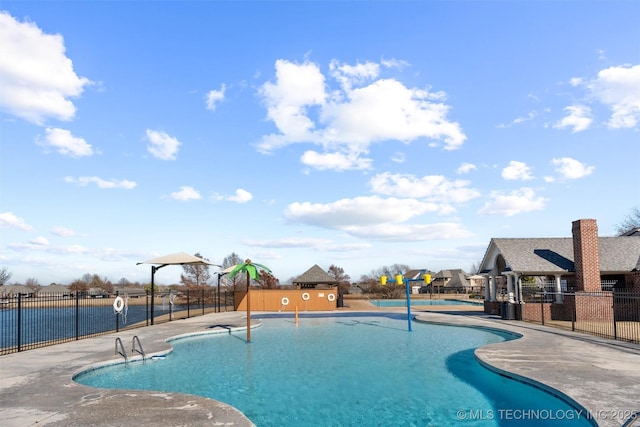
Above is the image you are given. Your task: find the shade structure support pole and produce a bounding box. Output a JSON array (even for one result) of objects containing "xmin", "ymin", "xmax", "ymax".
[{"xmin": 246, "ymin": 274, "xmax": 251, "ymax": 342}]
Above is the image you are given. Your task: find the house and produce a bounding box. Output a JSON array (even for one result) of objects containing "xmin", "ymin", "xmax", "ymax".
[
  {"xmin": 0, "ymin": 285, "xmax": 36, "ymax": 297},
  {"xmin": 87, "ymin": 287, "xmax": 110, "ymax": 298},
  {"xmin": 467, "ymin": 274, "xmax": 486, "ymax": 293},
  {"xmin": 478, "ymin": 218, "xmax": 640, "ymax": 317},
  {"xmin": 40, "ymin": 284, "xmax": 72, "ymax": 297},
  {"xmin": 292, "ymin": 265, "xmax": 338, "ymax": 289},
  {"xmin": 431, "ymin": 269, "xmax": 471, "ymax": 293}
]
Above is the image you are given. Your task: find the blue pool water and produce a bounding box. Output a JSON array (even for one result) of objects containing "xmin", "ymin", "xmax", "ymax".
[
  {"xmin": 372, "ymin": 298, "xmax": 482, "ymax": 307},
  {"xmin": 75, "ymin": 314, "xmax": 592, "ymax": 426}
]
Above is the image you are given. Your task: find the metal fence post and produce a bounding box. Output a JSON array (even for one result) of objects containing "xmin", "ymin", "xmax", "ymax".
[
  {"xmin": 115, "ymin": 291, "xmax": 120, "ymax": 333},
  {"xmin": 201, "ymin": 288, "xmax": 205, "ymax": 316},
  {"xmin": 540, "ymin": 293, "xmax": 545, "ymax": 325},
  {"xmin": 571, "ymin": 295, "xmax": 575, "ymax": 331},
  {"xmin": 17, "ymin": 294, "xmax": 22, "ymax": 352},
  {"xmin": 75, "ymin": 291, "xmax": 80, "ymax": 340},
  {"xmin": 187, "ymin": 289, "xmax": 190, "ymax": 318},
  {"xmin": 612, "ymin": 288, "xmax": 617, "ymax": 341},
  {"xmin": 145, "ymin": 291, "xmax": 149, "ymax": 326}
]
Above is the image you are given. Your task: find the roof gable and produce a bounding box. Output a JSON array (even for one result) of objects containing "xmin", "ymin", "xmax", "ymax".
[{"xmin": 293, "ymin": 265, "xmax": 337, "ymax": 284}]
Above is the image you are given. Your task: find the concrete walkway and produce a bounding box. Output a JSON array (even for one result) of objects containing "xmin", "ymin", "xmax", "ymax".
[{"xmin": 1, "ymin": 310, "xmax": 639, "ymax": 427}]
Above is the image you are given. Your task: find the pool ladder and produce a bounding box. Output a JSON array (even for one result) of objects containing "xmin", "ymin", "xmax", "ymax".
[
  {"xmin": 114, "ymin": 336, "xmax": 146, "ymax": 365},
  {"xmin": 115, "ymin": 337, "xmax": 128, "ymax": 364},
  {"xmin": 132, "ymin": 335, "xmax": 146, "ymax": 363}
]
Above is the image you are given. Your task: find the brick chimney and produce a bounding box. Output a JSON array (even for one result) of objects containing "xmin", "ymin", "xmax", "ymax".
[{"xmin": 571, "ymin": 219, "xmax": 601, "ymax": 292}]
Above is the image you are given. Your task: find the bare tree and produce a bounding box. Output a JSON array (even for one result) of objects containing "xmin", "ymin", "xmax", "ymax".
[
  {"xmin": 180, "ymin": 252, "xmax": 212, "ymax": 287},
  {"xmin": 222, "ymin": 252, "xmax": 244, "ymax": 290},
  {"xmin": 356, "ymin": 264, "xmax": 411, "ymax": 298},
  {"xmin": 469, "ymin": 261, "xmax": 482, "ymax": 275},
  {"xmin": 615, "ymin": 207, "xmax": 640, "ymax": 235},
  {"xmin": 68, "ymin": 279, "xmax": 88, "ymax": 293},
  {"xmin": 328, "ymin": 264, "xmax": 351, "ymax": 294},
  {"xmin": 24, "ymin": 277, "xmax": 41, "ymax": 292},
  {"xmin": 257, "ymin": 270, "xmax": 279, "ymax": 289},
  {"xmin": 0, "ymin": 267, "xmax": 12, "ymax": 286},
  {"xmin": 117, "ymin": 277, "xmax": 130, "ymax": 290}
]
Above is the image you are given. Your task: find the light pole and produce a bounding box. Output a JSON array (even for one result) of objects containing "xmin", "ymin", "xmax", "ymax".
[{"xmin": 380, "ymin": 271, "xmax": 432, "ymax": 332}]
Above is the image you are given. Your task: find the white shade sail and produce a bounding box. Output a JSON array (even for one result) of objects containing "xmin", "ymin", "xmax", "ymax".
[{"xmin": 138, "ymin": 252, "xmax": 215, "ymax": 266}]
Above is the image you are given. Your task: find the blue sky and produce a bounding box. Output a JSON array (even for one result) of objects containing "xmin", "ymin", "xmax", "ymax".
[{"xmin": 1, "ymin": 1, "xmax": 639, "ymax": 286}]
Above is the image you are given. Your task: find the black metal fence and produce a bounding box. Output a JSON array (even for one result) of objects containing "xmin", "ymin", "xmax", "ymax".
[
  {"xmin": 521, "ymin": 289, "xmax": 640, "ymax": 344},
  {"xmin": 0, "ymin": 288, "xmax": 236, "ymax": 355}
]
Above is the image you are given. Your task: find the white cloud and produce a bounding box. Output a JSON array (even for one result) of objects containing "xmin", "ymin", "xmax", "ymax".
[
  {"xmin": 569, "ymin": 77, "xmax": 583, "ymax": 86},
  {"xmin": 326, "ymin": 242, "xmax": 372, "ymax": 252},
  {"xmin": 211, "ymin": 188, "xmax": 253, "ymax": 203},
  {"xmin": 498, "ymin": 111, "xmax": 537, "ymax": 128},
  {"xmin": 0, "ymin": 212, "xmax": 34, "ymax": 231},
  {"xmin": 457, "ymin": 162, "xmax": 477, "ymax": 174},
  {"xmin": 51, "ymin": 226, "xmax": 77, "ymax": 237},
  {"xmin": 329, "ymin": 59, "xmax": 380, "ymax": 91},
  {"xmin": 391, "ymin": 152, "xmax": 406, "ymax": 163},
  {"xmin": 285, "ymin": 196, "xmax": 439, "ymax": 228},
  {"xmin": 37, "ymin": 128, "xmax": 93, "ymax": 157},
  {"xmin": 587, "ymin": 64, "xmax": 640, "ymax": 128},
  {"xmin": 51, "ymin": 244, "xmax": 90, "ymax": 255},
  {"xmin": 64, "ymin": 176, "xmax": 137, "ymax": 189},
  {"xmin": 553, "ymin": 105, "xmax": 592, "ymax": 132},
  {"xmin": 0, "ymin": 12, "xmax": 92, "ymax": 124},
  {"xmin": 169, "ymin": 186, "xmax": 201, "ymax": 201},
  {"xmin": 243, "ymin": 237, "xmax": 332, "ymax": 249},
  {"xmin": 281, "ymin": 194, "xmax": 472, "ymax": 241},
  {"xmin": 145, "ymin": 129, "xmax": 181, "ymax": 160},
  {"xmin": 300, "ymin": 150, "xmax": 372, "ymax": 171},
  {"xmin": 30, "ymin": 236, "xmax": 49, "ymax": 247},
  {"xmin": 227, "ymin": 188, "xmax": 253, "ymax": 203},
  {"xmin": 551, "ymin": 157, "xmax": 595, "ymax": 179},
  {"xmin": 478, "ymin": 188, "xmax": 547, "ymax": 216},
  {"xmin": 258, "ymin": 59, "xmax": 326, "ymax": 145},
  {"xmin": 257, "ymin": 58, "xmax": 466, "ymax": 171},
  {"xmin": 369, "ymin": 172, "xmax": 481, "ymax": 204},
  {"xmin": 501, "ymin": 161, "xmax": 534, "ymax": 181},
  {"xmin": 243, "ymin": 237, "xmax": 371, "ymax": 252},
  {"xmin": 206, "ymin": 84, "xmax": 226, "ymax": 111},
  {"xmin": 342, "ymin": 222, "xmax": 473, "ymax": 241}
]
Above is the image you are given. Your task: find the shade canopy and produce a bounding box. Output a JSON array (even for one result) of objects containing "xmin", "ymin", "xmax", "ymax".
[
  {"xmin": 221, "ymin": 264, "xmax": 239, "ymax": 274},
  {"xmin": 138, "ymin": 252, "xmax": 215, "ymax": 266}
]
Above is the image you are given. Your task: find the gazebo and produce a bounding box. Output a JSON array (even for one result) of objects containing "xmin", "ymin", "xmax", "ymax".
[{"xmin": 292, "ymin": 265, "xmax": 338, "ymax": 289}]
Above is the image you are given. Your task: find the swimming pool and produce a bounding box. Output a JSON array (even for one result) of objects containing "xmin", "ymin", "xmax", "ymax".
[
  {"xmin": 75, "ymin": 314, "xmax": 592, "ymax": 426},
  {"xmin": 371, "ymin": 298, "xmax": 482, "ymax": 307}
]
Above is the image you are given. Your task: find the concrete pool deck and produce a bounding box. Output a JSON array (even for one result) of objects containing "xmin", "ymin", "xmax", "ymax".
[{"xmin": 1, "ymin": 309, "xmax": 639, "ymax": 427}]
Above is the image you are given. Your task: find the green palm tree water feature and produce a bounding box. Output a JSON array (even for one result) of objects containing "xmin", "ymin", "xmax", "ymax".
[{"xmin": 227, "ymin": 259, "xmax": 271, "ymax": 342}]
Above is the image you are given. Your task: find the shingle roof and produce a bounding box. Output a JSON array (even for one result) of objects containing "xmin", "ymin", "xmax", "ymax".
[
  {"xmin": 489, "ymin": 236, "xmax": 640, "ymax": 274},
  {"xmin": 433, "ymin": 269, "xmax": 470, "ymax": 288},
  {"xmin": 40, "ymin": 285, "xmax": 70, "ymax": 294},
  {"xmin": 404, "ymin": 269, "xmax": 433, "ymax": 280},
  {"xmin": 292, "ymin": 265, "xmax": 337, "ymax": 285}
]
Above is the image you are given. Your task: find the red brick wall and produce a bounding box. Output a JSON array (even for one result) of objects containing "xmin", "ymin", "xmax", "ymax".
[
  {"xmin": 572, "ymin": 219, "xmax": 601, "ymax": 292},
  {"xmin": 521, "ymin": 300, "xmax": 573, "ymax": 322},
  {"xmin": 628, "ymin": 272, "xmax": 640, "ymax": 291},
  {"xmin": 575, "ymin": 292, "xmax": 613, "ymax": 321}
]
